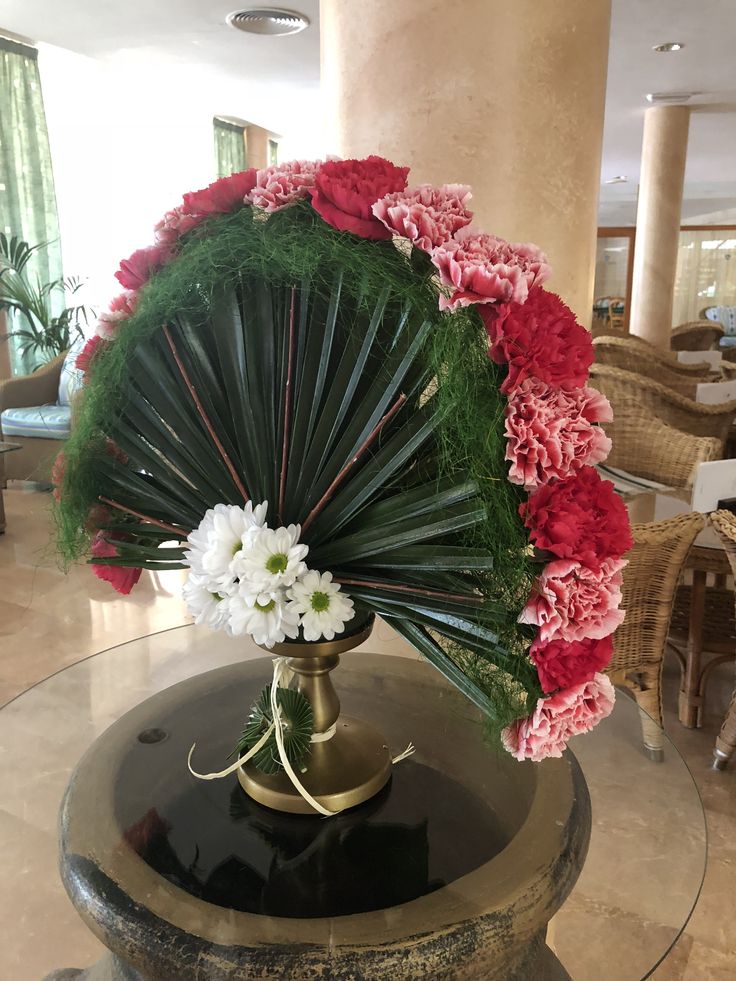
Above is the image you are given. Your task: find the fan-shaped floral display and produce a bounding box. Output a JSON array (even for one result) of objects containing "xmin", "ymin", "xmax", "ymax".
[{"xmin": 55, "ymin": 156, "xmax": 631, "ymax": 760}]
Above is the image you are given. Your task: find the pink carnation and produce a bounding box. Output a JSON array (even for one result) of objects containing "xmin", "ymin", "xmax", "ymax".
[
  {"xmin": 372, "ymin": 183, "xmax": 473, "ymax": 251},
  {"xmin": 502, "ymin": 673, "xmax": 615, "ymax": 762},
  {"xmin": 431, "ymin": 227, "xmax": 551, "ymax": 311},
  {"xmin": 154, "ymin": 206, "xmax": 204, "ymax": 246},
  {"xmin": 76, "ymin": 335, "xmax": 109, "ymax": 376},
  {"xmin": 91, "ymin": 533, "xmax": 142, "ymax": 596},
  {"xmin": 519, "ymin": 557, "xmax": 626, "ymax": 643},
  {"xmin": 182, "ymin": 170, "xmax": 257, "ymax": 216},
  {"xmin": 96, "ymin": 291, "xmax": 139, "ymax": 339},
  {"xmin": 115, "ymin": 244, "xmax": 173, "ymax": 290},
  {"xmin": 505, "ymin": 380, "xmax": 612, "ymax": 489},
  {"xmin": 248, "ymin": 159, "xmax": 322, "ymax": 212},
  {"xmin": 530, "ymin": 635, "xmax": 613, "ymax": 693}
]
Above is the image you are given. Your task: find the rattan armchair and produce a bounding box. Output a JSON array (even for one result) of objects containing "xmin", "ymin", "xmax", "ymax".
[
  {"xmin": 607, "ymin": 512, "xmax": 706, "ymax": 760},
  {"xmin": 589, "ymin": 364, "xmax": 736, "ymax": 449},
  {"xmin": 605, "ymin": 400, "xmax": 722, "ymax": 488},
  {"xmin": 708, "ymin": 510, "xmax": 736, "ymax": 771},
  {"xmin": 671, "ymin": 321, "xmax": 724, "ymax": 352},
  {"xmin": 593, "ymin": 336, "xmax": 716, "ymax": 397}
]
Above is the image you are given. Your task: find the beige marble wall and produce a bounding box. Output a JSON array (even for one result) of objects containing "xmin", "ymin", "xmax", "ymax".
[
  {"xmin": 630, "ymin": 106, "xmax": 691, "ymax": 348},
  {"xmin": 320, "ymin": 0, "xmax": 611, "ymax": 325}
]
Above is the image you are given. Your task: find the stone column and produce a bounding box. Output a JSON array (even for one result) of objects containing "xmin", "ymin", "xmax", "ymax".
[
  {"xmin": 320, "ymin": 0, "xmax": 611, "ymax": 325},
  {"xmin": 629, "ymin": 106, "xmax": 690, "ymax": 348}
]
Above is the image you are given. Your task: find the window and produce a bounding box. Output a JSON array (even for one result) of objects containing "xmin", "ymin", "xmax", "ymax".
[{"xmin": 213, "ymin": 117, "xmax": 247, "ymax": 178}]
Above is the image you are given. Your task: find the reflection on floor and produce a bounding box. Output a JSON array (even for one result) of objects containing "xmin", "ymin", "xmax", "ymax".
[{"xmin": 1, "ymin": 487, "xmax": 735, "ymax": 979}]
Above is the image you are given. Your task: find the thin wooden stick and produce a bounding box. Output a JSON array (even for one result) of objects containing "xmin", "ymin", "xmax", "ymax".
[
  {"xmin": 162, "ymin": 324, "xmax": 250, "ymax": 503},
  {"xmin": 99, "ymin": 497, "xmax": 189, "ymax": 537},
  {"xmin": 301, "ymin": 393, "xmax": 408, "ymax": 535},
  {"xmin": 334, "ymin": 577, "xmax": 483, "ymax": 604},
  {"xmin": 278, "ymin": 287, "xmax": 297, "ymax": 523}
]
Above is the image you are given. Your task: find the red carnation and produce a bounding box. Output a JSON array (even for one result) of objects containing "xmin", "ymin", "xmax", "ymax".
[
  {"xmin": 182, "ymin": 169, "xmax": 258, "ymax": 216},
  {"xmin": 76, "ymin": 335, "xmax": 109, "ymax": 376},
  {"xmin": 115, "ymin": 244, "xmax": 173, "ymax": 291},
  {"xmin": 520, "ymin": 466, "xmax": 633, "ymax": 570},
  {"xmin": 310, "ymin": 155, "xmax": 409, "ymax": 239},
  {"xmin": 529, "ymin": 635, "xmax": 614, "ymax": 694},
  {"xmin": 91, "ymin": 532, "xmax": 142, "ymax": 595},
  {"xmin": 481, "ymin": 288, "xmax": 594, "ymax": 394}
]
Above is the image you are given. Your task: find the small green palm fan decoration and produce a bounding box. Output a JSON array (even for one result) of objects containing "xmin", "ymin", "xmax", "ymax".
[{"xmin": 56, "ymin": 158, "xmax": 625, "ymax": 764}]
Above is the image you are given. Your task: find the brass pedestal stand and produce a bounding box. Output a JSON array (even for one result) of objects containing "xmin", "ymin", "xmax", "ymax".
[{"xmin": 238, "ymin": 619, "xmax": 392, "ymax": 814}]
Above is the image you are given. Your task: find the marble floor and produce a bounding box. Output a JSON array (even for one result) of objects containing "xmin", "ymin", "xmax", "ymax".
[{"xmin": 1, "ymin": 486, "xmax": 735, "ymax": 979}]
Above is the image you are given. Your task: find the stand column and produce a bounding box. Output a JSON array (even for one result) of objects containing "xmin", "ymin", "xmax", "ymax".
[
  {"xmin": 629, "ymin": 106, "xmax": 690, "ymax": 348},
  {"xmin": 320, "ymin": 0, "xmax": 612, "ymax": 326}
]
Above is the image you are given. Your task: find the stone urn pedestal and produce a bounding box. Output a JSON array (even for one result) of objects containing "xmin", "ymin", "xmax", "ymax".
[{"xmin": 54, "ymin": 652, "xmax": 591, "ymax": 980}]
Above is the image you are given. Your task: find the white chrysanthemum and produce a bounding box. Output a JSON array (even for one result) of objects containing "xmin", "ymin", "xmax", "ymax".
[
  {"xmin": 228, "ymin": 588, "xmax": 300, "ymax": 648},
  {"xmin": 288, "ymin": 570, "xmax": 355, "ymax": 642},
  {"xmin": 184, "ymin": 501, "xmax": 268, "ymax": 589},
  {"xmin": 234, "ymin": 524, "xmax": 309, "ymax": 591},
  {"xmin": 183, "ymin": 573, "xmax": 231, "ymax": 631}
]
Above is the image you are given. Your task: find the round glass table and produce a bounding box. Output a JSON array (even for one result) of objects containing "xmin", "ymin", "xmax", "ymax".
[{"xmin": 0, "ymin": 622, "xmax": 706, "ymax": 980}]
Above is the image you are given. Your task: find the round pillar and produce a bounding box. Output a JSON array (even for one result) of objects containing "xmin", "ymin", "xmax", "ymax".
[
  {"xmin": 629, "ymin": 106, "xmax": 690, "ymax": 348},
  {"xmin": 320, "ymin": 0, "xmax": 612, "ymax": 325}
]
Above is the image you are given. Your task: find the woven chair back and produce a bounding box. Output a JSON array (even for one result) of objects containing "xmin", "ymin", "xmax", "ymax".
[
  {"xmin": 589, "ymin": 364, "xmax": 736, "ymax": 447},
  {"xmin": 594, "ymin": 337, "xmax": 713, "ymax": 396},
  {"xmin": 610, "ymin": 511, "xmax": 706, "ymax": 674},
  {"xmin": 671, "ymin": 321, "xmax": 724, "ymax": 352},
  {"xmin": 605, "ymin": 400, "xmax": 723, "ymax": 487}
]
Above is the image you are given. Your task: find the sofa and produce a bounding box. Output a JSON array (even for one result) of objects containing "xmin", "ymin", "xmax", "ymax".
[{"xmin": 0, "ymin": 342, "xmax": 82, "ymax": 484}]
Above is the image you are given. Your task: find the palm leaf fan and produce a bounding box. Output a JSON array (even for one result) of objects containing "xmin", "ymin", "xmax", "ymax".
[{"xmin": 55, "ymin": 201, "xmax": 542, "ymax": 735}]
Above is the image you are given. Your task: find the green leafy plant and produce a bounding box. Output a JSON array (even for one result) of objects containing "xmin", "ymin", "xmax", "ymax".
[{"xmin": 0, "ymin": 233, "xmax": 93, "ymax": 368}]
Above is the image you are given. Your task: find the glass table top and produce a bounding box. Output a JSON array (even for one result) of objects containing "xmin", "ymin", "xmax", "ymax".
[{"xmin": 0, "ymin": 622, "xmax": 707, "ymax": 981}]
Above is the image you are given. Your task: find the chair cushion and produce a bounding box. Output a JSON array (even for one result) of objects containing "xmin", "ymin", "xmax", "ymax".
[
  {"xmin": 1, "ymin": 404, "xmax": 71, "ymax": 440},
  {"xmin": 710, "ymin": 306, "xmax": 736, "ymax": 336},
  {"xmin": 58, "ymin": 338, "xmax": 85, "ymax": 406}
]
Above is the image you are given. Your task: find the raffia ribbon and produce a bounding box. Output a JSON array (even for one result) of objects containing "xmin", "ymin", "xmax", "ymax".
[{"xmin": 188, "ymin": 656, "xmax": 415, "ymax": 817}]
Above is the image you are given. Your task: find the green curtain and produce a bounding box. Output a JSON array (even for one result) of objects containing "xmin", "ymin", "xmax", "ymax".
[
  {"xmin": 213, "ymin": 118, "xmax": 247, "ymax": 179},
  {"xmin": 0, "ymin": 37, "xmax": 63, "ymax": 375}
]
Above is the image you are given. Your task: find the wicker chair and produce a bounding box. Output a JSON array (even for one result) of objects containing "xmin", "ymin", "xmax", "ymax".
[
  {"xmin": 708, "ymin": 510, "xmax": 736, "ymax": 771},
  {"xmin": 589, "ymin": 364, "xmax": 736, "ymax": 449},
  {"xmin": 593, "ymin": 337, "xmax": 716, "ymax": 397},
  {"xmin": 671, "ymin": 321, "xmax": 725, "ymax": 352},
  {"xmin": 607, "ymin": 512, "xmax": 706, "ymax": 760},
  {"xmin": 605, "ymin": 400, "xmax": 723, "ymax": 487}
]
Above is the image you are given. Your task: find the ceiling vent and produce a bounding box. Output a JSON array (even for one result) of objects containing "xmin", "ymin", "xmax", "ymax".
[{"xmin": 227, "ymin": 8, "xmax": 310, "ymax": 36}]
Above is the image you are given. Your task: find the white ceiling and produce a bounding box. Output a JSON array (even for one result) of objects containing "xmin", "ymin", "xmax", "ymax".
[{"xmin": 2, "ymin": 0, "xmax": 735, "ymax": 224}]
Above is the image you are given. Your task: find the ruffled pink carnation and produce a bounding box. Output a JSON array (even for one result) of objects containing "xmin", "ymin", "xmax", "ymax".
[
  {"xmin": 96, "ymin": 291, "xmax": 139, "ymax": 339},
  {"xmin": 310, "ymin": 155, "xmax": 409, "ymax": 239},
  {"xmin": 76, "ymin": 335, "xmax": 109, "ymax": 376},
  {"xmin": 372, "ymin": 183, "xmax": 473, "ymax": 251},
  {"xmin": 431, "ymin": 227, "xmax": 551, "ymax": 311},
  {"xmin": 182, "ymin": 170, "xmax": 257, "ymax": 216},
  {"xmin": 505, "ymin": 379, "xmax": 612, "ymax": 489},
  {"xmin": 91, "ymin": 533, "xmax": 142, "ymax": 595},
  {"xmin": 519, "ymin": 556, "xmax": 626, "ymax": 643},
  {"xmin": 502, "ymin": 673, "xmax": 615, "ymax": 762},
  {"xmin": 248, "ymin": 159, "xmax": 322, "ymax": 212},
  {"xmin": 115, "ymin": 244, "xmax": 173, "ymax": 291},
  {"xmin": 530, "ymin": 635, "xmax": 613, "ymax": 693},
  {"xmin": 154, "ymin": 206, "xmax": 204, "ymax": 245}
]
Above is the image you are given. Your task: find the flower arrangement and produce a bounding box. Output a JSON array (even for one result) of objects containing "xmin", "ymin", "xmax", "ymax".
[{"xmin": 55, "ymin": 154, "xmax": 631, "ymax": 762}]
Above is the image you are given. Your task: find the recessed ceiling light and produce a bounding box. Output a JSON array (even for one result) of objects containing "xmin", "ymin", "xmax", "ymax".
[
  {"xmin": 604, "ymin": 176, "xmax": 628, "ymax": 184},
  {"xmin": 645, "ymin": 92, "xmax": 695, "ymax": 104},
  {"xmin": 653, "ymin": 41, "xmax": 684, "ymax": 52},
  {"xmin": 227, "ymin": 8, "xmax": 310, "ymax": 36}
]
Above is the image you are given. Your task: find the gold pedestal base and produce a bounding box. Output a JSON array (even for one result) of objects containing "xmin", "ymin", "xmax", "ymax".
[{"xmin": 238, "ymin": 715, "xmax": 392, "ymax": 815}]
